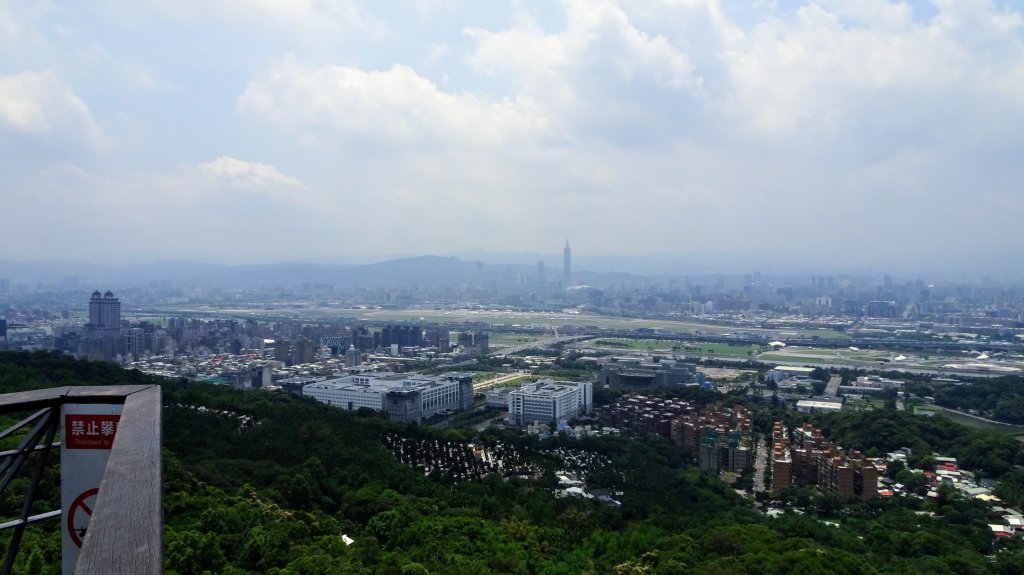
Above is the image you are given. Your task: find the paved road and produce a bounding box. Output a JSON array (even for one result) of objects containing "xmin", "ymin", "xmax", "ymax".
[
  {"xmin": 473, "ymin": 371, "xmax": 528, "ymax": 392},
  {"xmin": 753, "ymin": 435, "xmax": 767, "ymax": 493},
  {"xmin": 488, "ymin": 335, "xmax": 593, "ymax": 358}
]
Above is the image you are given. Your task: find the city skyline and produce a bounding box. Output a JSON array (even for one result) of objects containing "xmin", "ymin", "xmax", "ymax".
[{"xmin": 2, "ymin": 1, "xmax": 1024, "ymax": 272}]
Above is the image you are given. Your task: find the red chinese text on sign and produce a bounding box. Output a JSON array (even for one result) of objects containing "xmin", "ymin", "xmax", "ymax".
[{"xmin": 64, "ymin": 414, "xmax": 120, "ymax": 449}]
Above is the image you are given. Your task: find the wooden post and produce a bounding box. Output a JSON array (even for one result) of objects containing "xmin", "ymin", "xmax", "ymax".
[{"xmin": 75, "ymin": 385, "xmax": 162, "ymax": 575}]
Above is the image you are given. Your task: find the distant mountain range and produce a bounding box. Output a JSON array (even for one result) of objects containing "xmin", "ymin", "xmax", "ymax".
[
  {"xmin": 1, "ymin": 250, "xmax": 1016, "ymax": 290},
  {"xmin": 0, "ymin": 255, "xmax": 644, "ymax": 290}
]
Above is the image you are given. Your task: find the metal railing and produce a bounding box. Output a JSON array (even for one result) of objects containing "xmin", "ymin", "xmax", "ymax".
[{"xmin": 0, "ymin": 385, "xmax": 162, "ymax": 575}]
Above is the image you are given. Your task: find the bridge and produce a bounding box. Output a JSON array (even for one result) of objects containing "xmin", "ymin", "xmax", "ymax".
[{"xmin": 0, "ymin": 385, "xmax": 162, "ymax": 575}]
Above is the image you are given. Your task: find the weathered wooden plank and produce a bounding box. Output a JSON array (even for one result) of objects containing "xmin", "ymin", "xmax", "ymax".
[
  {"xmin": 75, "ymin": 385, "xmax": 162, "ymax": 575},
  {"xmin": 65, "ymin": 385, "xmax": 155, "ymax": 400},
  {"xmin": 0, "ymin": 387, "xmax": 69, "ymax": 412},
  {"xmin": 0, "ymin": 385, "xmax": 157, "ymax": 413}
]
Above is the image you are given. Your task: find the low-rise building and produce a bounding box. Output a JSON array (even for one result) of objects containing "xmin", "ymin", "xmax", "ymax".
[
  {"xmin": 839, "ymin": 375, "xmax": 904, "ymax": 395},
  {"xmin": 485, "ymin": 386, "xmax": 514, "ymax": 409},
  {"xmin": 766, "ymin": 366, "xmax": 816, "ymax": 384},
  {"xmin": 796, "ymin": 399, "xmax": 843, "ymax": 413},
  {"xmin": 598, "ymin": 359, "xmax": 701, "ymax": 387}
]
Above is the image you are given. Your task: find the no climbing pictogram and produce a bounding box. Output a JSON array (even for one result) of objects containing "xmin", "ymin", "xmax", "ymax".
[{"xmin": 67, "ymin": 487, "xmax": 99, "ymax": 548}]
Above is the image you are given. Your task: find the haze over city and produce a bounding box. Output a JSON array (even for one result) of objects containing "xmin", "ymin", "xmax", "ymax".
[{"xmin": 3, "ymin": 1, "xmax": 1024, "ymax": 275}]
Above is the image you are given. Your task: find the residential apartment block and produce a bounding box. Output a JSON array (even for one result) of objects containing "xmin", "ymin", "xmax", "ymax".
[
  {"xmin": 770, "ymin": 422, "xmax": 878, "ymax": 500},
  {"xmin": 673, "ymin": 404, "xmax": 753, "ymax": 474},
  {"xmin": 602, "ymin": 395, "xmax": 694, "ymax": 438}
]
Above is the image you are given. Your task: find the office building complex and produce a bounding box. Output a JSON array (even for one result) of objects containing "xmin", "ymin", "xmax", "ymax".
[
  {"xmin": 424, "ymin": 327, "xmax": 450, "ymax": 352},
  {"xmin": 381, "ymin": 324, "xmax": 424, "ymax": 350},
  {"xmin": 507, "ymin": 379, "xmax": 592, "ymax": 426},
  {"xmin": 274, "ymin": 340, "xmax": 291, "ymax": 364},
  {"xmin": 292, "ymin": 337, "xmax": 316, "ymax": 365},
  {"xmin": 598, "ymin": 358, "xmax": 701, "ymax": 387},
  {"xmin": 457, "ymin": 330, "xmax": 489, "ymax": 355},
  {"xmin": 302, "ymin": 372, "xmax": 473, "ymax": 423}
]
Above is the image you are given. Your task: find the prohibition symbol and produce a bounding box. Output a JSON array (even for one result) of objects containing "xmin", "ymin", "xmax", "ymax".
[{"xmin": 67, "ymin": 487, "xmax": 99, "ymax": 548}]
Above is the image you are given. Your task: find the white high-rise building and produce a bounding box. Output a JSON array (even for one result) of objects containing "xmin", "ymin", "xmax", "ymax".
[{"xmin": 508, "ymin": 379, "xmax": 592, "ymax": 426}]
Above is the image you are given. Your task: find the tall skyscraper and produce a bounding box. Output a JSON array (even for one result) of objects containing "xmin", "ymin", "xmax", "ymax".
[
  {"xmin": 85, "ymin": 290, "xmax": 122, "ymax": 360},
  {"xmin": 87, "ymin": 290, "xmax": 121, "ymax": 338},
  {"xmin": 563, "ymin": 240, "xmax": 572, "ymax": 286}
]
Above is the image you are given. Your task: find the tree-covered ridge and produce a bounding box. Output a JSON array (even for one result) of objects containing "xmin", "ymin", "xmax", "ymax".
[
  {"xmin": 930, "ymin": 377, "xmax": 1024, "ymax": 425},
  {"xmin": 798, "ymin": 409, "xmax": 1024, "ymax": 477},
  {"xmin": 0, "ymin": 351, "xmax": 1023, "ymax": 574}
]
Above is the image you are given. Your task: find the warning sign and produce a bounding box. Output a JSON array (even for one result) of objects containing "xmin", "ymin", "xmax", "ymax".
[
  {"xmin": 66, "ymin": 487, "xmax": 99, "ymax": 548},
  {"xmin": 61, "ymin": 403, "xmax": 122, "ymax": 575},
  {"xmin": 64, "ymin": 414, "xmax": 119, "ymax": 450}
]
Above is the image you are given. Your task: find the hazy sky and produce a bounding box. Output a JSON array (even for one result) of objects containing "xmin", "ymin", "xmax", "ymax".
[{"xmin": 2, "ymin": 1, "xmax": 1023, "ymax": 270}]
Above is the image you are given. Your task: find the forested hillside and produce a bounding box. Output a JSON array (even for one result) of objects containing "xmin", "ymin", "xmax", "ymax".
[
  {"xmin": 1, "ymin": 351, "xmax": 1023, "ymax": 574},
  {"xmin": 931, "ymin": 377, "xmax": 1024, "ymax": 425}
]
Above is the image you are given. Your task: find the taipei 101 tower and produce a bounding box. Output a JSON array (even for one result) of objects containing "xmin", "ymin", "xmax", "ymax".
[{"xmin": 563, "ymin": 240, "xmax": 572, "ymax": 287}]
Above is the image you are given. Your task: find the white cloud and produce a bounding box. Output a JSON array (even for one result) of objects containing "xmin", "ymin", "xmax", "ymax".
[
  {"xmin": 146, "ymin": 0, "xmax": 386, "ymax": 37},
  {"xmin": 460, "ymin": 0, "xmax": 716, "ymax": 150},
  {"xmin": 465, "ymin": 0, "xmax": 701, "ymax": 91},
  {"xmin": 0, "ymin": 4, "xmax": 20, "ymax": 41},
  {"xmin": 816, "ymin": 0, "xmax": 913, "ymax": 29},
  {"xmin": 0, "ymin": 70, "xmax": 105, "ymax": 147},
  {"xmin": 237, "ymin": 57, "xmax": 547, "ymax": 146},
  {"xmin": 428, "ymin": 43, "xmax": 450, "ymax": 64},
  {"xmin": 5, "ymin": 1, "xmax": 1024, "ymax": 266},
  {"xmin": 414, "ymin": 0, "xmax": 454, "ymax": 20},
  {"xmin": 23, "ymin": 157, "xmax": 312, "ymax": 210},
  {"xmin": 719, "ymin": 0, "xmax": 1024, "ymax": 140},
  {"xmin": 198, "ymin": 157, "xmax": 308, "ymax": 193},
  {"xmin": 9, "ymin": 158, "xmax": 322, "ymax": 261}
]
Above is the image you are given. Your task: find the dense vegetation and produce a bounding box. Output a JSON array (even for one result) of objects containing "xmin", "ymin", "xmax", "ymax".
[
  {"xmin": 930, "ymin": 377, "xmax": 1024, "ymax": 425},
  {"xmin": 0, "ymin": 351, "xmax": 1023, "ymax": 574},
  {"xmin": 800, "ymin": 409, "xmax": 1024, "ymax": 477}
]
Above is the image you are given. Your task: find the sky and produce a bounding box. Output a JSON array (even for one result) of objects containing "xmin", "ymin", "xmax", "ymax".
[{"xmin": 2, "ymin": 0, "xmax": 1023, "ymax": 272}]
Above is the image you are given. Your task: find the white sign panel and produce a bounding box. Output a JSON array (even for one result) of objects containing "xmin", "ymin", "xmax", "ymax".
[{"xmin": 61, "ymin": 403, "xmax": 122, "ymax": 575}]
